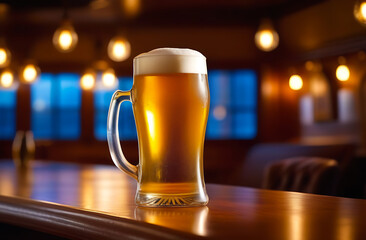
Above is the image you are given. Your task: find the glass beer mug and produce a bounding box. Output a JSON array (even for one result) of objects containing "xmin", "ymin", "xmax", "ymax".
[{"xmin": 107, "ymin": 48, "xmax": 209, "ymax": 207}]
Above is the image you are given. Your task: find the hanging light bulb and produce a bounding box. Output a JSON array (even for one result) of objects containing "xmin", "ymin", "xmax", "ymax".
[
  {"xmin": 108, "ymin": 36, "xmax": 131, "ymax": 62},
  {"xmin": 336, "ymin": 65, "xmax": 350, "ymax": 81},
  {"xmin": 336, "ymin": 56, "xmax": 350, "ymax": 82},
  {"xmin": 289, "ymin": 74, "xmax": 303, "ymax": 90},
  {"xmin": 0, "ymin": 69, "xmax": 14, "ymax": 88},
  {"xmin": 20, "ymin": 63, "xmax": 40, "ymax": 84},
  {"xmin": 0, "ymin": 47, "xmax": 11, "ymax": 68},
  {"xmin": 80, "ymin": 69, "xmax": 96, "ymax": 90},
  {"xmin": 255, "ymin": 19, "xmax": 279, "ymax": 52},
  {"xmin": 102, "ymin": 68, "xmax": 117, "ymax": 88},
  {"xmin": 53, "ymin": 20, "xmax": 78, "ymax": 53},
  {"xmin": 354, "ymin": 0, "xmax": 366, "ymax": 25}
]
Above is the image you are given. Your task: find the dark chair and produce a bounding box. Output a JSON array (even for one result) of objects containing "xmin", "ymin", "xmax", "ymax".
[
  {"xmin": 231, "ymin": 143, "xmax": 354, "ymax": 189},
  {"xmin": 262, "ymin": 157, "xmax": 339, "ymax": 195}
]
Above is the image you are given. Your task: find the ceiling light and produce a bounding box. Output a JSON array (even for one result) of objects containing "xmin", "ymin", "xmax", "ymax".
[
  {"xmin": 354, "ymin": 0, "xmax": 366, "ymax": 25},
  {"xmin": 289, "ymin": 75, "xmax": 303, "ymax": 90},
  {"xmin": 102, "ymin": 68, "xmax": 117, "ymax": 88},
  {"xmin": 0, "ymin": 69, "xmax": 14, "ymax": 88},
  {"xmin": 108, "ymin": 36, "xmax": 131, "ymax": 62},
  {"xmin": 20, "ymin": 63, "xmax": 40, "ymax": 84},
  {"xmin": 53, "ymin": 20, "xmax": 78, "ymax": 53},
  {"xmin": 80, "ymin": 69, "xmax": 96, "ymax": 90},
  {"xmin": 336, "ymin": 65, "xmax": 350, "ymax": 81},
  {"xmin": 255, "ymin": 19, "xmax": 279, "ymax": 52},
  {"xmin": 0, "ymin": 47, "xmax": 11, "ymax": 68}
]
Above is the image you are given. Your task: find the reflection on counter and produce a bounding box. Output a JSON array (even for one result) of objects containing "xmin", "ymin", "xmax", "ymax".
[
  {"xmin": 0, "ymin": 160, "xmax": 136, "ymax": 217},
  {"xmin": 284, "ymin": 192, "xmax": 363, "ymax": 240},
  {"xmin": 0, "ymin": 161, "xmax": 15, "ymax": 196},
  {"xmin": 0, "ymin": 160, "xmax": 211, "ymax": 235},
  {"xmin": 80, "ymin": 165, "xmax": 135, "ymax": 214},
  {"xmin": 288, "ymin": 196, "xmax": 305, "ymax": 240},
  {"xmin": 135, "ymin": 206, "xmax": 209, "ymax": 236},
  {"xmin": 0, "ymin": 161, "xmax": 33, "ymax": 198}
]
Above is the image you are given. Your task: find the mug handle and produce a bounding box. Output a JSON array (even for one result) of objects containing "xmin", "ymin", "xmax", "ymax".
[{"xmin": 107, "ymin": 90, "xmax": 138, "ymax": 180}]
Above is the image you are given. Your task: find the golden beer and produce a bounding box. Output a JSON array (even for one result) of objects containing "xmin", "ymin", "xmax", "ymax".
[
  {"xmin": 132, "ymin": 73, "xmax": 209, "ymax": 200},
  {"xmin": 107, "ymin": 48, "xmax": 209, "ymax": 207}
]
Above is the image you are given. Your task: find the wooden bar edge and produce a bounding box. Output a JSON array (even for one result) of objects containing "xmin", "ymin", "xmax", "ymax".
[{"xmin": 0, "ymin": 195, "xmax": 204, "ymax": 240}]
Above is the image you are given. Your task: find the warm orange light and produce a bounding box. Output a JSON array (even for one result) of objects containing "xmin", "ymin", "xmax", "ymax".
[
  {"xmin": 289, "ymin": 75, "xmax": 303, "ymax": 90},
  {"xmin": 102, "ymin": 68, "xmax": 117, "ymax": 88},
  {"xmin": 0, "ymin": 49, "xmax": 7, "ymax": 64},
  {"xmin": 259, "ymin": 31, "xmax": 274, "ymax": 48},
  {"xmin": 336, "ymin": 65, "xmax": 350, "ymax": 81},
  {"xmin": 121, "ymin": 0, "xmax": 141, "ymax": 18},
  {"xmin": 0, "ymin": 47, "xmax": 10, "ymax": 67},
  {"xmin": 59, "ymin": 30, "xmax": 73, "ymax": 49},
  {"xmin": 361, "ymin": 2, "xmax": 366, "ymax": 17},
  {"xmin": 80, "ymin": 71, "xmax": 96, "ymax": 90},
  {"xmin": 255, "ymin": 20, "xmax": 279, "ymax": 52},
  {"xmin": 108, "ymin": 36, "xmax": 131, "ymax": 62},
  {"xmin": 311, "ymin": 77, "xmax": 328, "ymax": 97},
  {"xmin": 21, "ymin": 64, "xmax": 39, "ymax": 83},
  {"xmin": 354, "ymin": 1, "xmax": 366, "ymax": 24},
  {"xmin": 0, "ymin": 69, "xmax": 13, "ymax": 88},
  {"xmin": 53, "ymin": 21, "xmax": 78, "ymax": 53}
]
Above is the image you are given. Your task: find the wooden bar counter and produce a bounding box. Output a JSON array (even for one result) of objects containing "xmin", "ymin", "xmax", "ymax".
[{"xmin": 0, "ymin": 160, "xmax": 365, "ymax": 239}]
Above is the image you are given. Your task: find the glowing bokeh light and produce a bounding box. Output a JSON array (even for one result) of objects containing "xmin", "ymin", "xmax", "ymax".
[
  {"xmin": 58, "ymin": 30, "xmax": 73, "ymax": 50},
  {"xmin": 80, "ymin": 73, "xmax": 95, "ymax": 90},
  {"xmin": 254, "ymin": 20, "xmax": 279, "ymax": 52},
  {"xmin": 361, "ymin": 2, "xmax": 366, "ymax": 18},
  {"xmin": 0, "ymin": 49, "xmax": 7, "ymax": 65},
  {"xmin": 0, "ymin": 48, "xmax": 10, "ymax": 67},
  {"xmin": 260, "ymin": 31, "xmax": 273, "ymax": 48},
  {"xmin": 102, "ymin": 68, "xmax": 117, "ymax": 88},
  {"xmin": 22, "ymin": 64, "xmax": 39, "ymax": 83},
  {"xmin": 53, "ymin": 21, "xmax": 78, "ymax": 53},
  {"xmin": 354, "ymin": 1, "xmax": 366, "ymax": 24},
  {"xmin": 108, "ymin": 36, "xmax": 131, "ymax": 62},
  {"xmin": 336, "ymin": 65, "xmax": 350, "ymax": 81},
  {"xmin": 289, "ymin": 75, "xmax": 303, "ymax": 90},
  {"xmin": 0, "ymin": 70, "xmax": 13, "ymax": 88}
]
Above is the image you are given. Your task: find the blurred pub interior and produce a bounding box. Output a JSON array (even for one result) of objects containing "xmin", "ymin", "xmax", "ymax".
[{"xmin": 0, "ymin": 0, "xmax": 365, "ymax": 199}]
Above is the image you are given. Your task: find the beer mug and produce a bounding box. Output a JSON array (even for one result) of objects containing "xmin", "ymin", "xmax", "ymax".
[{"xmin": 107, "ymin": 48, "xmax": 209, "ymax": 207}]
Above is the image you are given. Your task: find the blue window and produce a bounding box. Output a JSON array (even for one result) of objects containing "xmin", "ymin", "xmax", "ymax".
[
  {"xmin": 0, "ymin": 87, "xmax": 17, "ymax": 139},
  {"xmin": 94, "ymin": 77, "xmax": 137, "ymax": 141},
  {"xmin": 31, "ymin": 73, "xmax": 81, "ymax": 139},
  {"xmin": 207, "ymin": 70, "xmax": 257, "ymax": 139}
]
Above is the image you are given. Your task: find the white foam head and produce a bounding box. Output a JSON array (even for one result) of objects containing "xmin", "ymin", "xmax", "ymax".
[{"xmin": 133, "ymin": 48, "xmax": 207, "ymax": 75}]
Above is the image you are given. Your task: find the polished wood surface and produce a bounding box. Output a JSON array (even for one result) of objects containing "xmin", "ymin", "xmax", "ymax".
[{"xmin": 0, "ymin": 160, "xmax": 365, "ymax": 239}]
